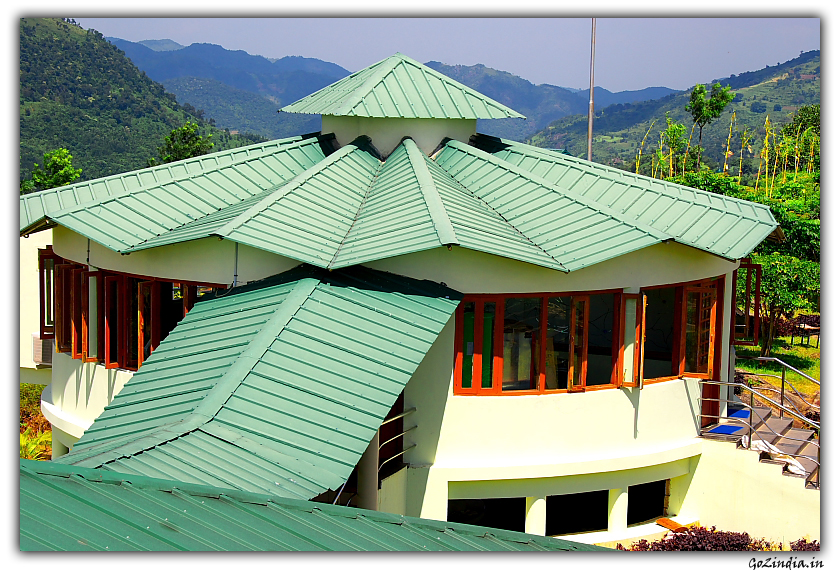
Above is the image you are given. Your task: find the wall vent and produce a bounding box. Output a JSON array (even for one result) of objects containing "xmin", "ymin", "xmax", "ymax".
[{"xmin": 32, "ymin": 334, "xmax": 53, "ymax": 366}]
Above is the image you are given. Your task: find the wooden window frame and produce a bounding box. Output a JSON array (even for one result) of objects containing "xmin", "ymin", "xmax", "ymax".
[
  {"xmin": 104, "ymin": 274, "xmax": 123, "ymax": 369},
  {"xmin": 38, "ymin": 246, "xmax": 62, "ymax": 340},
  {"xmin": 137, "ymin": 280, "xmax": 163, "ymax": 367},
  {"xmin": 54, "ymin": 263, "xmax": 77, "ymax": 353},
  {"xmin": 454, "ymin": 290, "xmax": 622, "ymax": 396},
  {"xmin": 81, "ymin": 270, "xmax": 105, "ymax": 363},
  {"xmin": 70, "ymin": 267, "xmax": 85, "ymax": 359},
  {"xmin": 731, "ymin": 260, "xmax": 762, "ymax": 346},
  {"xmin": 636, "ymin": 277, "xmax": 722, "ymax": 384},
  {"xmin": 619, "ymin": 293, "xmax": 641, "ymax": 388},
  {"xmin": 680, "ymin": 281, "xmax": 719, "ymax": 380}
]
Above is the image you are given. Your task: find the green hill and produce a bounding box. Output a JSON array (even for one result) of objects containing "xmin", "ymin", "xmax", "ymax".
[
  {"xmin": 161, "ymin": 76, "xmax": 320, "ymax": 140},
  {"xmin": 19, "ymin": 18, "xmax": 267, "ymax": 185},
  {"xmin": 525, "ymin": 51, "xmax": 820, "ymax": 171}
]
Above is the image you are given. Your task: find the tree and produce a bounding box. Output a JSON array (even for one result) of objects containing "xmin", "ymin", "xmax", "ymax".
[
  {"xmin": 148, "ymin": 121, "xmax": 213, "ymax": 166},
  {"xmin": 685, "ymin": 83, "xmax": 735, "ymax": 168},
  {"xmin": 751, "ymin": 253, "xmax": 820, "ymax": 357},
  {"xmin": 20, "ymin": 148, "xmax": 82, "ymax": 194}
]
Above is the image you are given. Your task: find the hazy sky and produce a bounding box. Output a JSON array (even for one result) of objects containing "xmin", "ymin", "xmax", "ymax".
[{"xmin": 72, "ymin": 17, "xmax": 821, "ymax": 92}]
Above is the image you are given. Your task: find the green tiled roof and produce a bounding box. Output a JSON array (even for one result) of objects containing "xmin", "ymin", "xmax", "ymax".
[
  {"xmin": 20, "ymin": 132, "xmax": 777, "ymax": 272},
  {"xmin": 281, "ymin": 53, "xmax": 526, "ymax": 120},
  {"xmin": 21, "ymin": 459, "xmax": 609, "ymax": 552},
  {"xmin": 55, "ymin": 265, "xmax": 461, "ymax": 501},
  {"xmin": 472, "ymin": 133, "xmax": 779, "ymax": 260},
  {"xmin": 19, "ymin": 133, "xmax": 334, "ymax": 241}
]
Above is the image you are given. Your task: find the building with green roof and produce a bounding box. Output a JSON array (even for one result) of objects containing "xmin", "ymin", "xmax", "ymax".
[{"xmin": 19, "ymin": 53, "xmax": 818, "ymax": 550}]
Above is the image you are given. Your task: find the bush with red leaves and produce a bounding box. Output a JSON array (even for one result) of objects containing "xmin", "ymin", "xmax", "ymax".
[
  {"xmin": 616, "ymin": 526, "xmax": 799, "ymax": 551},
  {"xmin": 789, "ymin": 539, "xmax": 820, "ymax": 551}
]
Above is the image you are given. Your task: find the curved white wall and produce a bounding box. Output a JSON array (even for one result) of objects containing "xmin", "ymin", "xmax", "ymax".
[
  {"xmin": 51, "ymin": 226, "xmax": 302, "ymax": 286},
  {"xmin": 322, "ymin": 115, "xmax": 476, "ymax": 157}
]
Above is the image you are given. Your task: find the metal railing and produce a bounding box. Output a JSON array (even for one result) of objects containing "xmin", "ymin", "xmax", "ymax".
[
  {"xmin": 378, "ymin": 407, "xmax": 417, "ymax": 474},
  {"xmin": 735, "ymin": 356, "xmax": 819, "ymax": 420},
  {"xmin": 699, "ymin": 378, "xmax": 819, "ymax": 488}
]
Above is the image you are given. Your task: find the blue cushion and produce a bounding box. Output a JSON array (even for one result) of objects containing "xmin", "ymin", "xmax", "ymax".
[{"xmin": 707, "ymin": 425, "xmax": 743, "ymax": 435}]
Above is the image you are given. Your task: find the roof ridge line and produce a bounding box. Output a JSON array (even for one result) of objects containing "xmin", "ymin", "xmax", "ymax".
[
  {"xmin": 336, "ymin": 56, "xmax": 398, "ymax": 117},
  {"xmin": 446, "ymin": 139, "xmax": 672, "ymax": 242},
  {"xmin": 428, "ymin": 148, "xmax": 571, "ymax": 272},
  {"xmin": 403, "ymin": 138, "xmax": 460, "ymax": 247},
  {"xmin": 398, "ymin": 57, "xmax": 525, "ymax": 119},
  {"xmin": 215, "ymin": 143, "xmax": 362, "ymax": 239},
  {"xmin": 484, "ymin": 134, "xmax": 776, "ymax": 217},
  {"xmin": 19, "ymin": 135, "xmax": 325, "ymax": 236},
  {"xmin": 61, "ymin": 278, "xmax": 321, "ymax": 469},
  {"xmin": 325, "ymin": 155, "xmax": 384, "ymax": 270}
]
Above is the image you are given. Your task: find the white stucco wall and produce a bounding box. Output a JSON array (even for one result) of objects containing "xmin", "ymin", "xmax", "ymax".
[
  {"xmin": 322, "ymin": 115, "xmax": 476, "ymax": 157},
  {"xmin": 20, "ymin": 231, "xmax": 53, "ymax": 385},
  {"xmin": 366, "ymin": 242, "xmax": 789, "ymax": 543},
  {"xmin": 675, "ymin": 438, "xmax": 820, "ymax": 544},
  {"xmin": 365, "ymin": 241, "xmax": 736, "ymax": 294},
  {"xmin": 51, "ymin": 226, "xmax": 302, "ymax": 286}
]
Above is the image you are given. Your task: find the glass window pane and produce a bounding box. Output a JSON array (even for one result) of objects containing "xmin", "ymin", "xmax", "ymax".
[
  {"xmin": 461, "ymin": 302, "xmax": 475, "ymax": 389},
  {"xmin": 643, "ymin": 287, "xmax": 676, "ymax": 379},
  {"xmin": 502, "ymin": 297, "xmax": 541, "ymax": 391},
  {"xmin": 481, "ymin": 302, "xmax": 495, "ymax": 389},
  {"xmin": 546, "ymin": 297, "xmax": 570, "ymax": 390},
  {"xmin": 44, "ymin": 258, "xmax": 55, "ymax": 327},
  {"xmin": 570, "ymin": 299, "xmax": 587, "ymax": 389},
  {"xmin": 106, "ymin": 278, "xmax": 120, "ymax": 365},
  {"xmin": 622, "ymin": 298, "xmax": 637, "ymax": 384},
  {"xmin": 685, "ymin": 289, "xmax": 715, "ymax": 374},
  {"xmin": 87, "ymin": 274, "xmax": 98, "ymax": 359},
  {"xmin": 587, "ymin": 294, "xmax": 615, "ymax": 386}
]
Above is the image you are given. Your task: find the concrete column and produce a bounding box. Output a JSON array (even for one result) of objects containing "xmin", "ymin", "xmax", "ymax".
[
  {"xmin": 356, "ymin": 430, "xmax": 380, "ymax": 511},
  {"xmin": 525, "ymin": 496, "xmax": 547, "ymax": 536},
  {"xmin": 50, "ymin": 435, "xmax": 69, "ymax": 459},
  {"xmin": 608, "ymin": 487, "xmax": 628, "ymax": 533}
]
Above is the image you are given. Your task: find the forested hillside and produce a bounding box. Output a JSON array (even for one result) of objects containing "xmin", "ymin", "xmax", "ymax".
[
  {"xmin": 19, "ymin": 18, "xmax": 266, "ymax": 184},
  {"xmin": 526, "ymin": 51, "xmax": 820, "ymax": 172}
]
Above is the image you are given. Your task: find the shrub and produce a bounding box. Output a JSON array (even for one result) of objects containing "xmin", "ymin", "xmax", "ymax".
[
  {"xmin": 20, "ymin": 427, "xmax": 51, "ymax": 460},
  {"xmin": 615, "ymin": 526, "xmax": 809, "ymax": 551},
  {"xmin": 790, "ymin": 539, "xmax": 820, "ymax": 551}
]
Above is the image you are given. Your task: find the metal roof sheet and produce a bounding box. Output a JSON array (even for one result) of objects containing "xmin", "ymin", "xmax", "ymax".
[
  {"xmin": 281, "ymin": 53, "xmax": 526, "ymax": 120},
  {"xmin": 19, "ymin": 134, "xmax": 321, "ymax": 234},
  {"xmin": 122, "ymin": 137, "xmax": 564, "ymax": 271},
  {"xmin": 472, "ymin": 133, "xmax": 778, "ymax": 260},
  {"xmin": 21, "ymin": 459, "xmax": 608, "ymax": 552},
  {"xmin": 434, "ymin": 139, "xmax": 672, "ymax": 271},
  {"xmin": 20, "ymin": 134, "xmax": 335, "ymax": 249},
  {"xmin": 56, "ymin": 265, "xmax": 461, "ymax": 501}
]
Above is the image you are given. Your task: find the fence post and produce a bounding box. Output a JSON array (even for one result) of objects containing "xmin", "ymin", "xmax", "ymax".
[
  {"xmin": 748, "ymin": 390, "xmax": 754, "ymax": 449},
  {"xmin": 780, "ymin": 368, "xmax": 786, "ymax": 418}
]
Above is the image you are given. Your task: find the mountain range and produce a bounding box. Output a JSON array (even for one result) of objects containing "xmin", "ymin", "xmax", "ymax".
[{"xmin": 107, "ymin": 37, "xmax": 682, "ymax": 142}]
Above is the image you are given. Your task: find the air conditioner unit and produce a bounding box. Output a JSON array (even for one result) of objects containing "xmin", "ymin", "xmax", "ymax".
[{"xmin": 32, "ymin": 334, "xmax": 53, "ymax": 366}]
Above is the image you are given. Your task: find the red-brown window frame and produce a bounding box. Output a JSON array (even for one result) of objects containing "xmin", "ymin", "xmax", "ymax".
[
  {"xmin": 618, "ymin": 293, "xmax": 641, "ymax": 388},
  {"xmin": 104, "ymin": 274, "xmax": 126, "ymax": 370},
  {"xmin": 81, "ymin": 270, "xmax": 105, "ymax": 363},
  {"xmin": 38, "ymin": 246, "xmax": 63, "ymax": 340},
  {"xmin": 54, "ymin": 262, "xmax": 78, "ymax": 353},
  {"xmin": 453, "ymin": 290, "xmax": 622, "ymax": 395},
  {"xmin": 70, "ymin": 267, "xmax": 86, "ymax": 359},
  {"xmin": 636, "ymin": 277, "xmax": 723, "ymax": 385},
  {"xmin": 731, "ymin": 260, "xmax": 762, "ymax": 346}
]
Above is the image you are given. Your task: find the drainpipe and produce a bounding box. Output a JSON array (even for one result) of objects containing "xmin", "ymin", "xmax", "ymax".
[{"xmin": 587, "ymin": 17, "xmax": 596, "ymax": 162}]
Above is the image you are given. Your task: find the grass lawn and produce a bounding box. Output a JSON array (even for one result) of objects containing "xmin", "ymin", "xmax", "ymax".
[{"xmin": 734, "ymin": 337, "xmax": 820, "ymax": 401}]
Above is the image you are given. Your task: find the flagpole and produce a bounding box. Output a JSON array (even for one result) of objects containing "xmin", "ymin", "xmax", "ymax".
[{"xmin": 587, "ymin": 17, "xmax": 596, "ymax": 162}]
